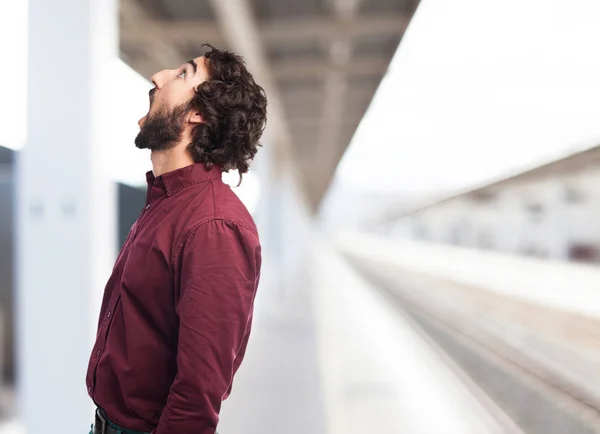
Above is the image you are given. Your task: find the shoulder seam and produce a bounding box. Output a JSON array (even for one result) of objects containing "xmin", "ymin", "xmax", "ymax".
[{"xmin": 170, "ymin": 217, "xmax": 259, "ymax": 266}]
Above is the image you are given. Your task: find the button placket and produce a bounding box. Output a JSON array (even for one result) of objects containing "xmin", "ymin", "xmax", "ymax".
[{"xmin": 89, "ymin": 197, "xmax": 156, "ymax": 397}]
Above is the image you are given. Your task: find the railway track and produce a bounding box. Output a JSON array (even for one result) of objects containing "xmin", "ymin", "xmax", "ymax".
[{"xmin": 345, "ymin": 254, "xmax": 600, "ymax": 434}]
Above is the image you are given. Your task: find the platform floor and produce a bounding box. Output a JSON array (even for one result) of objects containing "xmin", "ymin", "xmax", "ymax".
[
  {"xmin": 307, "ymin": 242, "xmax": 502, "ymax": 434},
  {"xmin": 0, "ymin": 241, "xmax": 519, "ymax": 434}
]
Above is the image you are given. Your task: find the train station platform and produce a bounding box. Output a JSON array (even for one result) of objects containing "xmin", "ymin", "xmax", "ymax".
[
  {"xmin": 336, "ymin": 231, "xmax": 600, "ymax": 433},
  {"xmin": 2, "ymin": 232, "xmax": 600, "ymax": 433}
]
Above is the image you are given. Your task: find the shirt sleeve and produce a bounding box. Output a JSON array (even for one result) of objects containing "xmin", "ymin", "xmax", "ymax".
[{"xmin": 153, "ymin": 219, "xmax": 261, "ymax": 434}]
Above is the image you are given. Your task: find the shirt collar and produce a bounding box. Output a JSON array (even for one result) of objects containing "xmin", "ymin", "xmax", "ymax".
[{"xmin": 146, "ymin": 163, "xmax": 223, "ymax": 198}]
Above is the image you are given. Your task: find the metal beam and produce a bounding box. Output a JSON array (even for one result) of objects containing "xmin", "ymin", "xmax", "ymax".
[
  {"xmin": 119, "ymin": 0, "xmax": 414, "ymax": 210},
  {"xmin": 281, "ymin": 86, "xmax": 376, "ymax": 103},
  {"xmin": 121, "ymin": 0, "xmax": 184, "ymax": 72},
  {"xmin": 272, "ymin": 56, "xmax": 389, "ymax": 80},
  {"xmin": 284, "ymin": 95, "xmax": 370, "ymax": 117},
  {"xmin": 120, "ymin": 0, "xmax": 148, "ymax": 26},
  {"xmin": 129, "ymin": 49, "xmax": 389, "ymax": 81},
  {"xmin": 310, "ymin": 0, "xmax": 362, "ymax": 207},
  {"xmin": 262, "ymin": 13, "xmax": 409, "ymax": 45},
  {"xmin": 207, "ymin": 0, "xmax": 295, "ymax": 178},
  {"xmin": 290, "ymin": 114, "xmax": 364, "ymax": 130},
  {"xmin": 120, "ymin": 14, "xmax": 410, "ymax": 47}
]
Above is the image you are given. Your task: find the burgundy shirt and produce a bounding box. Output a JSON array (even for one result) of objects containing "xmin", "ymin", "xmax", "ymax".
[{"xmin": 86, "ymin": 163, "xmax": 262, "ymax": 434}]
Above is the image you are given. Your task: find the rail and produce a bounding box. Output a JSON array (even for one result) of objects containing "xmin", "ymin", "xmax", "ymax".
[{"xmin": 337, "ymin": 232, "xmax": 600, "ymax": 433}]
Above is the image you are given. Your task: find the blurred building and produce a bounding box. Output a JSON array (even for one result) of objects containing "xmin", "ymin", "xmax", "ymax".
[{"xmin": 379, "ymin": 145, "xmax": 600, "ymax": 263}]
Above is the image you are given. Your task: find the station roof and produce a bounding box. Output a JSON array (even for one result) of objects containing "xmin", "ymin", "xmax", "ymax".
[{"xmin": 120, "ymin": 0, "xmax": 420, "ymax": 210}]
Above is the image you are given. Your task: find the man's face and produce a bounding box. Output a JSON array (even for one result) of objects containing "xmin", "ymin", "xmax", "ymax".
[{"xmin": 135, "ymin": 56, "xmax": 209, "ymax": 150}]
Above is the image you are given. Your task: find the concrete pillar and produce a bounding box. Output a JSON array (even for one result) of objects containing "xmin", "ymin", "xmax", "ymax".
[
  {"xmin": 278, "ymin": 169, "xmax": 313, "ymax": 293},
  {"xmin": 248, "ymin": 132, "xmax": 281, "ymax": 313},
  {"xmin": 251, "ymin": 134, "xmax": 314, "ymax": 313},
  {"xmin": 16, "ymin": 0, "xmax": 118, "ymax": 432}
]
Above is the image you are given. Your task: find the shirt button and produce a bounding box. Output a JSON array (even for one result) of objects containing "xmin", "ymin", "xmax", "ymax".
[
  {"xmin": 96, "ymin": 350, "xmax": 101, "ymax": 356},
  {"xmin": 107, "ymin": 311, "xmax": 111, "ymax": 318},
  {"xmin": 88, "ymin": 386, "xmax": 92, "ymax": 393},
  {"xmin": 145, "ymin": 204, "xmax": 151, "ymax": 210}
]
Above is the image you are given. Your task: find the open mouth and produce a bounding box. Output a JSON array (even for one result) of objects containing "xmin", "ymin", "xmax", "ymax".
[
  {"xmin": 149, "ymin": 87, "xmax": 157, "ymax": 107},
  {"xmin": 139, "ymin": 87, "xmax": 158, "ymax": 128}
]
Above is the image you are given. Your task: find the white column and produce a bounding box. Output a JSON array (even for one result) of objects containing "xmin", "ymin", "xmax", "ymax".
[
  {"xmin": 278, "ymin": 169, "xmax": 313, "ymax": 292},
  {"xmin": 16, "ymin": 0, "xmax": 118, "ymax": 432},
  {"xmin": 250, "ymin": 132, "xmax": 273, "ymax": 266},
  {"xmin": 251, "ymin": 133, "xmax": 314, "ymax": 313},
  {"xmin": 249, "ymin": 130, "xmax": 288, "ymax": 313}
]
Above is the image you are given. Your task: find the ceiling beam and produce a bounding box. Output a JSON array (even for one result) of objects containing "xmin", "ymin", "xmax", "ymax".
[
  {"xmin": 120, "ymin": 13, "xmax": 410, "ymax": 48},
  {"xmin": 281, "ymin": 86, "xmax": 375, "ymax": 103},
  {"xmin": 206, "ymin": 0, "xmax": 296, "ymax": 181},
  {"xmin": 308, "ymin": 0, "xmax": 363, "ymax": 209},
  {"xmin": 290, "ymin": 113, "xmax": 364, "ymax": 129},
  {"xmin": 262, "ymin": 13, "xmax": 409, "ymax": 45},
  {"xmin": 284, "ymin": 98, "xmax": 370, "ymax": 118},
  {"xmin": 272, "ymin": 56, "xmax": 389, "ymax": 80},
  {"xmin": 261, "ymin": 14, "xmax": 410, "ymax": 45},
  {"xmin": 120, "ymin": 0, "xmax": 416, "ymax": 211},
  {"xmin": 120, "ymin": 0, "xmax": 184, "ymax": 72},
  {"xmin": 126, "ymin": 53, "xmax": 390, "ymax": 82}
]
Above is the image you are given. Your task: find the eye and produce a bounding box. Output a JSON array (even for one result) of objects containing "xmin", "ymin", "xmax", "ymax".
[{"xmin": 177, "ymin": 69, "xmax": 187, "ymax": 79}]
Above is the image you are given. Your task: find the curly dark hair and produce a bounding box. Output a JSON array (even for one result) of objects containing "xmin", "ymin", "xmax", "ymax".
[{"xmin": 187, "ymin": 44, "xmax": 267, "ymax": 185}]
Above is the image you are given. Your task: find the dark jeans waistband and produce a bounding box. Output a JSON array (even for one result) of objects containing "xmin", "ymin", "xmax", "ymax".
[
  {"xmin": 92, "ymin": 407, "xmax": 218, "ymax": 434},
  {"xmin": 92, "ymin": 408, "xmax": 149, "ymax": 434}
]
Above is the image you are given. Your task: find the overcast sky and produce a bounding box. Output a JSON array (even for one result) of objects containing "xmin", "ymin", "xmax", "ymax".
[{"xmin": 336, "ymin": 0, "xmax": 600, "ymax": 197}]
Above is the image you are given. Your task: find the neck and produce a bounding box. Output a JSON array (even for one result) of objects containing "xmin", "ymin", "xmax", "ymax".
[{"xmin": 150, "ymin": 147, "xmax": 195, "ymax": 177}]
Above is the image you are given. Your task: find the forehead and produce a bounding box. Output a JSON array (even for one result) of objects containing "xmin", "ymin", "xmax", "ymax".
[
  {"xmin": 194, "ymin": 56, "xmax": 207, "ymax": 67},
  {"xmin": 193, "ymin": 56, "xmax": 209, "ymax": 81}
]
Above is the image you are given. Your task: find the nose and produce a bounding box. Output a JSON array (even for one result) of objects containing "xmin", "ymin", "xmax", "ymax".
[
  {"xmin": 151, "ymin": 67, "xmax": 179, "ymax": 90},
  {"xmin": 150, "ymin": 71, "xmax": 164, "ymax": 90}
]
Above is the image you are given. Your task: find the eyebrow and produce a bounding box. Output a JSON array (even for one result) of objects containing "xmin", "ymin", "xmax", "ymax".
[{"xmin": 186, "ymin": 60, "xmax": 198, "ymax": 75}]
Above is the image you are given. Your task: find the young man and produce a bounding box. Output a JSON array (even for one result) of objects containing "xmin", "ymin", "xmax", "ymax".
[{"xmin": 86, "ymin": 45, "xmax": 267, "ymax": 434}]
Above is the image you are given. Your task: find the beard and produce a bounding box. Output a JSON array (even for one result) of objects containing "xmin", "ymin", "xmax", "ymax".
[{"xmin": 135, "ymin": 103, "xmax": 189, "ymax": 151}]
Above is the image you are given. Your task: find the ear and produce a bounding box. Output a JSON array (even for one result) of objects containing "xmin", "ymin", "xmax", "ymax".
[{"xmin": 187, "ymin": 111, "xmax": 204, "ymax": 125}]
